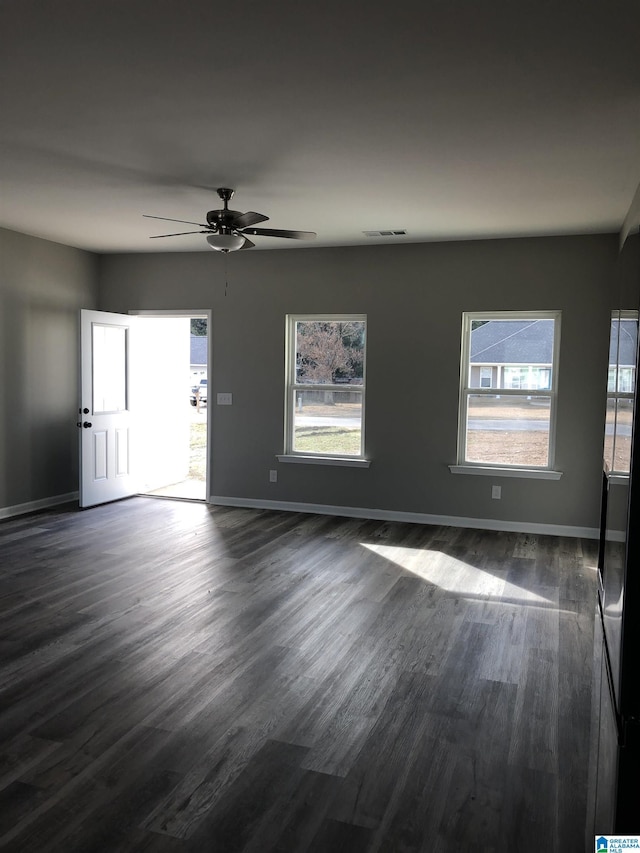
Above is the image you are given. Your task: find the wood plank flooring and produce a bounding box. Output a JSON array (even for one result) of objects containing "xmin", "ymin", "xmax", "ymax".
[{"xmin": 0, "ymin": 498, "xmax": 598, "ymax": 852}]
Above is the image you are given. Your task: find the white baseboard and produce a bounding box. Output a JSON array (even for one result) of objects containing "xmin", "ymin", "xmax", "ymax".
[
  {"xmin": 0, "ymin": 492, "xmax": 79, "ymax": 521},
  {"xmin": 209, "ymin": 495, "xmax": 601, "ymax": 540},
  {"xmin": 0, "ymin": 492, "xmax": 614, "ymax": 542}
]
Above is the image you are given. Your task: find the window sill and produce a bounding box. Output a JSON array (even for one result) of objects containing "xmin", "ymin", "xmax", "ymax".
[
  {"xmin": 449, "ymin": 464, "xmax": 562, "ymax": 480},
  {"xmin": 607, "ymin": 473, "xmax": 630, "ymax": 485},
  {"xmin": 277, "ymin": 454, "xmax": 371, "ymax": 468}
]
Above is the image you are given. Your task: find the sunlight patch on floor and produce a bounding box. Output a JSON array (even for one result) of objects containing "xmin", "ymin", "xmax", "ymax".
[{"xmin": 360, "ymin": 542, "xmax": 554, "ymax": 604}]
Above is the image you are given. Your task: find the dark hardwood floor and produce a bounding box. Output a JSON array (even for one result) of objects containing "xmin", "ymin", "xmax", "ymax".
[{"xmin": 0, "ymin": 498, "xmax": 598, "ymax": 852}]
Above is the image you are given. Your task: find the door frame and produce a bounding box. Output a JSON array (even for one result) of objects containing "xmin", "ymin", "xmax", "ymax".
[{"xmin": 129, "ymin": 309, "xmax": 212, "ymax": 502}]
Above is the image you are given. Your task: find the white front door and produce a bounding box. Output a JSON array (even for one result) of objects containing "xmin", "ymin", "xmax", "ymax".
[{"xmin": 79, "ymin": 309, "xmax": 139, "ymax": 508}]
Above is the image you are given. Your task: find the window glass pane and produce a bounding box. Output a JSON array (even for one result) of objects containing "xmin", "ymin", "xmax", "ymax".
[
  {"xmin": 465, "ymin": 394, "xmax": 550, "ymax": 467},
  {"xmin": 469, "ymin": 319, "xmax": 554, "ymax": 391},
  {"xmin": 623, "ymin": 318, "xmax": 637, "ymax": 394},
  {"xmin": 92, "ymin": 323, "xmax": 127, "ymax": 413},
  {"xmin": 610, "ymin": 314, "xmax": 637, "ymax": 393},
  {"xmin": 295, "ymin": 320, "xmax": 365, "ymax": 385},
  {"xmin": 609, "ymin": 313, "xmax": 621, "ymax": 393},
  {"xmin": 293, "ymin": 389, "xmax": 362, "ymax": 456},
  {"xmin": 613, "ymin": 398, "xmax": 633, "ymax": 474},
  {"xmin": 603, "ymin": 398, "xmax": 616, "ymax": 472}
]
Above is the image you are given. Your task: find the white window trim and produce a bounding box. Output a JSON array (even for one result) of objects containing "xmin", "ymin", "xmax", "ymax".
[
  {"xmin": 284, "ymin": 314, "xmax": 368, "ymax": 463},
  {"xmin": 455, "ymin": 310, "xmax": 562, "ymax": 475},
  {"xmin": 449, "ymin": 464, "xmax": 562, "ymax": 480},
  {"xmin": 277, "ymin": 454, "xmax": 371, "ymax": 468}
]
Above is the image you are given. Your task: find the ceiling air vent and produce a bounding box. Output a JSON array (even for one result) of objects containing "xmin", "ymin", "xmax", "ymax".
[{"xmin": 363, "ymin": 229, "xmax": 407, "ymax": 237}]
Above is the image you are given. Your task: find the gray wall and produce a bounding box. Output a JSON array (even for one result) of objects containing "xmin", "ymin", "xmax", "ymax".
[
  {"xmin": 617, "ymin": 230, "xmax": 640, "ymax": 308},
  {"xmin": 98, "ymin": 234, "xmax": 619, "ymax": 531},
  {"xmin": 0, "ymin": 227, "xmax": 98, "ymax": 510}
]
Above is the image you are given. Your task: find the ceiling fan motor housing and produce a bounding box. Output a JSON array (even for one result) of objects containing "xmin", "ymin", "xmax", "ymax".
[
  {"xmin": 206, "ymin": 209, "xmax": 243, "ymax": 229},
  {"xmin": 207, "ymin": 187, "xmax": 239, "ymax": 229}
]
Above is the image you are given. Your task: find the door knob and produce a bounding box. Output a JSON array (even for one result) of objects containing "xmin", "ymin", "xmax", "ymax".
[{"xmin": 83, "ymin": 421, "xmax": 92, "ymax": 428}]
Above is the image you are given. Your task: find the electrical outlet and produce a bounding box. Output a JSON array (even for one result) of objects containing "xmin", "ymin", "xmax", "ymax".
[
  {"xmin": 269, "ymin": 470, "xmax": 278, "ymax": 483},
  {"xmin": 491, "ymin": 485, "xmax": 502, "ymax": 500},
  {"xmin": 217, "ymin": 392, "xmax": 232, "ymax": 405}
]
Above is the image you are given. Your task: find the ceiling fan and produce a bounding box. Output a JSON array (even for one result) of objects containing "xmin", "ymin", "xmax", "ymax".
[{"xmin": 144, "ymin": 187, "xmax": 316, "ymax": 252}]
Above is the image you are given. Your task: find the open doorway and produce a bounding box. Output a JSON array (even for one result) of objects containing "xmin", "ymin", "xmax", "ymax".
[{"xmin": 133, "ymin": 311, "xmax": 210, "ymax": 501}]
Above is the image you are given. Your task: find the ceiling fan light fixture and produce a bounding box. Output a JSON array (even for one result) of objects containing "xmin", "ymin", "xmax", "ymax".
[{"xmin": 206, "ymin": 233, "xmax": 245, "ymax": 252}]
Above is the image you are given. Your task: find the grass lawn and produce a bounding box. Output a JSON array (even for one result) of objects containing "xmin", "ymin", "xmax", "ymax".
[
  {"xmin": 294, "ymin": 426, "xmax": 361, "ymax": 455},
  {"xmin": 466, "ymin": 430, "xmax": 549, "ymax": 467},
  {"xmin": 189, "ymin": 422, "xmax": 207, "ymax": 480}
]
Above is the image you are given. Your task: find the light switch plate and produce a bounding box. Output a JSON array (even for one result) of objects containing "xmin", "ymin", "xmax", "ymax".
[{"xmin": 217, "ymin": 392, "xmax": 233, "ymax": 405}]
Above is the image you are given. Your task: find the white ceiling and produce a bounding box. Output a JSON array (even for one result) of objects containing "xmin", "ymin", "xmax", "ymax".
[{"xmin": 1, "ymin": 0, "xmax": 639, "ymax": 253}]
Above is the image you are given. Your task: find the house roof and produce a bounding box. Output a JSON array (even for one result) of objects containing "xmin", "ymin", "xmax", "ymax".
[
  {"xmin": 470, "ymin": 320, "xmax": 554, "ymax": 365},
  {"xmin": 0, "ymin": 1, "xmax": 639, "ymax": 253},
  {"xmin": 470, "ymin": 317, "xmax": 638, "ymax": 368},
  {"xmin": 190, "ymin": 335, "xmax": 207, "ymax": 366}
]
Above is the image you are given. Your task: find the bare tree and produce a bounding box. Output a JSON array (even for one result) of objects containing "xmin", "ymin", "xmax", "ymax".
[
  {"xmin": 297, "ymin": 323, "xmax": 349, "ymax": 381},
  {"xmin": 296, "ymin": 321, "xmax": 364, "ymax": 403}
]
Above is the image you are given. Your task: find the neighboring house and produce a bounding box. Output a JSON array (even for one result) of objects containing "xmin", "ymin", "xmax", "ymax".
[
  {"xmin": 469, "ymin": 319, "xmax": 555, "ymax": 390},
  {"xmin": 190, "ymin": 334, "xmax": 207, "ymax": 380},
  {"xmin": 469, "ymin": 316, "xmax": 637, "ymax": 392}
]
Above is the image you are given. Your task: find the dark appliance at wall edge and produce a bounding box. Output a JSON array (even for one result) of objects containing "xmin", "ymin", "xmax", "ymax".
[{"xmin": 586, "ymin": 234, "xmax": 640, "ymax": 837}]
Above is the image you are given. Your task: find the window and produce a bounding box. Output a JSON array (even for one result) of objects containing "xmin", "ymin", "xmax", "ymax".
[
  {"xmin": 457, "ymin": 311, "xmax": 560, "ymax": 470},
  {"xmin": 284, "ymin": 315, "xmax": 366, "ymax": 459},
  {"xmin": 92, "ymin": 323, "xmax": 128, "ymax": 413},
  {"xmin": 605, "ymin": 310, "xmax": 638, "ymax": 475},
  {"xmin": 480, "ymin": 367, "xmax": 492, "ymax": 388}
]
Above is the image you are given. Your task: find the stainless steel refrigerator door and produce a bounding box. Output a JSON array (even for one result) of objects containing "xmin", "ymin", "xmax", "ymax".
[{"xmin": 600, "ymin": 476, "xmax": 629, "ymax": 710}]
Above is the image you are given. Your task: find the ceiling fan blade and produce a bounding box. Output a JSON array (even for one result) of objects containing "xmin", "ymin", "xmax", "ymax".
[
  {"xmin": 150, "ymin": 230, "xmax": 210, "ymax": 238},
  {"xmin": 241, "ymin": 227, "xmax": 316, "ymax": 240},
  {"xmin": 238, "ymin": 236, "xmax": 255, "ymax": 250},
  {"xmin": 144, "ymin": 214, "xmax": 210, "ymax": 227},
  {"xmin": 230, "ymin": 211, "xmax": 270, "ymax": 229}
]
